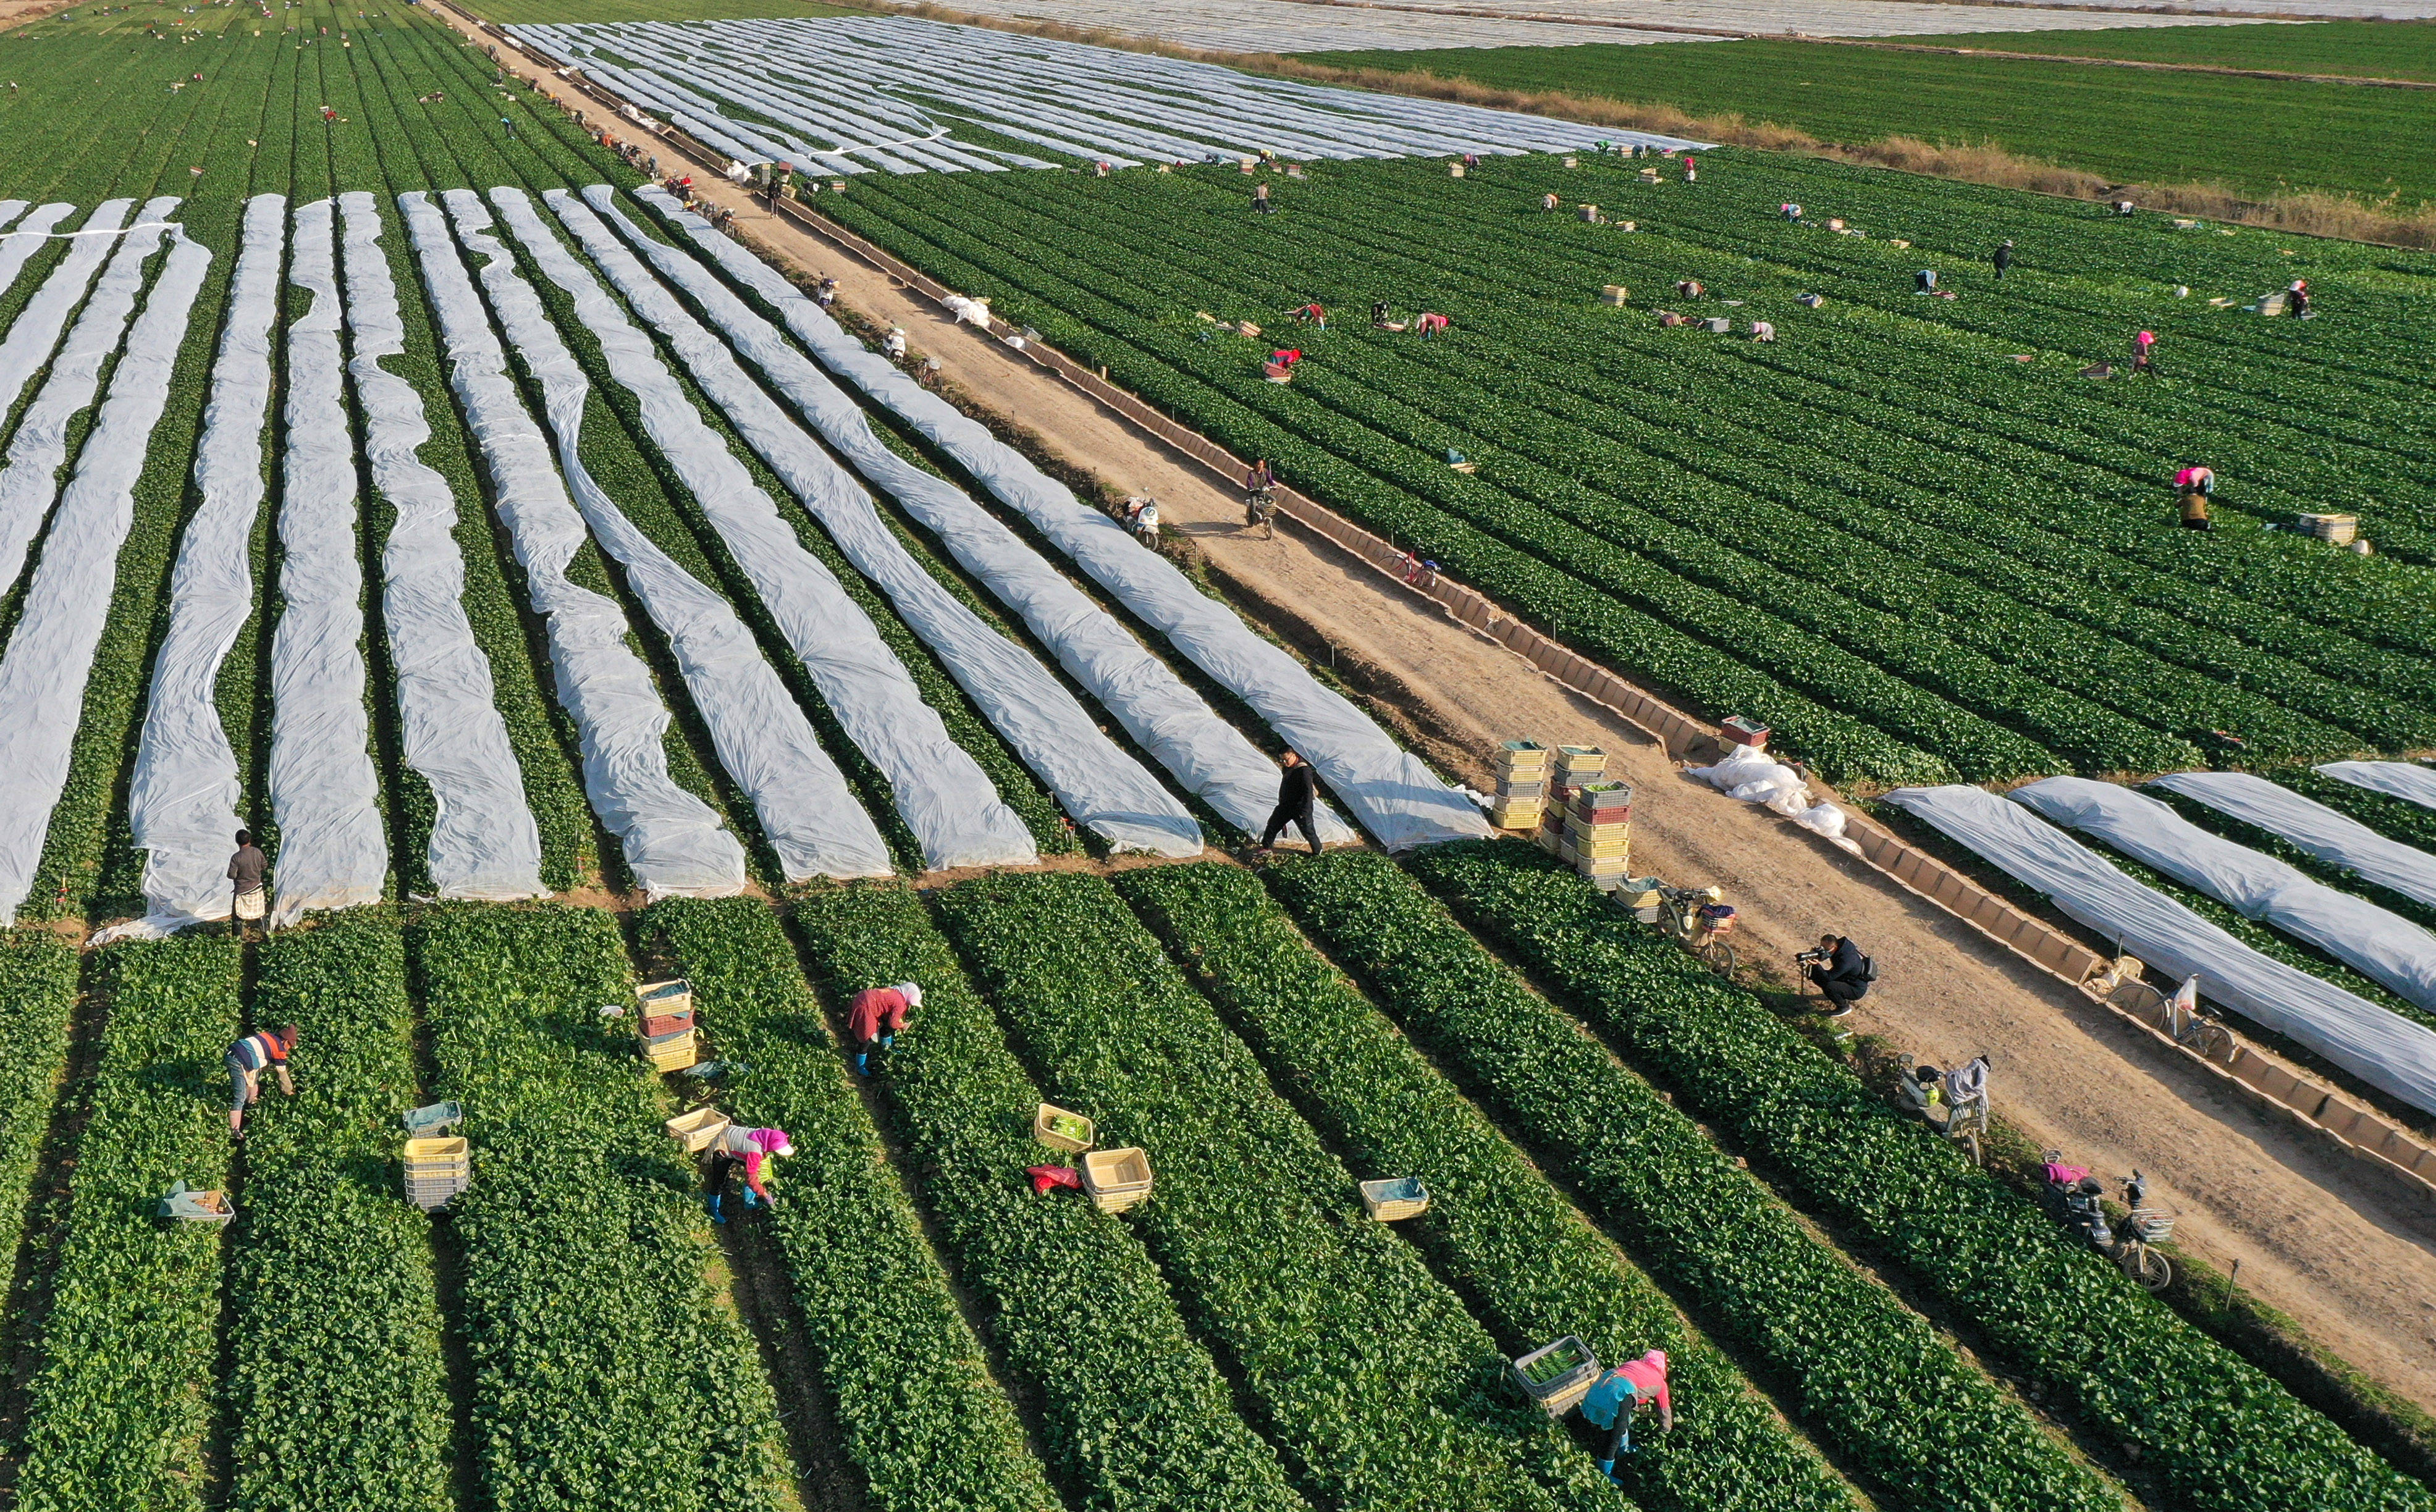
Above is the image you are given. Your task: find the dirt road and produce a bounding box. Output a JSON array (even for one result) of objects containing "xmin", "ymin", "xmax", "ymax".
[{"xmin": 464, "ymin": 17, "xmax": 2436, "ymax": 1416}]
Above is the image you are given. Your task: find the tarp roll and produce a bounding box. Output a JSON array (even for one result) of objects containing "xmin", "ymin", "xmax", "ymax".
[
  {"xmin": 2149, "ymin": 770, "xmax": 2436, "ymax": 914},
  {"xmin": 565, "ymin": 187, "xmax": 1199, "ymax": 857},
  {"xmin": 402, "ymin": 190, "xmax": 749, "ymax": 898},
  {"xmin": 2319, "ymin": 761, "xmax": 2436, "ymax": 815},
  {"xmin": 1885, "ymin": 783, "xmax": 2436, "ymax": 1117},
  {"xmin": 0, "ymin": 222, "xmax": 209, "ymax": 925}
]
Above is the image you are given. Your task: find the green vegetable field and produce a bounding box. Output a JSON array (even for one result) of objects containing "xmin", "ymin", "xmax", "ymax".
[
  {"xmin": 1294, "ymin": 33, "xmax": 2436, "ymax": 207},
  {"xmin": 820, "ymin": 151, "xmax": 2436, "ymax": 786},
  {"xmin": 0, "ymin": 0, "xmax": 2429, "ymax": 1506}
]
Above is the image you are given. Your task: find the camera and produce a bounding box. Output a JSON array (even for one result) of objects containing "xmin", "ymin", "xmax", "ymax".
[{"xmin": 1795, "ymin": 948, "xmax": 1830, "ymax": 967}]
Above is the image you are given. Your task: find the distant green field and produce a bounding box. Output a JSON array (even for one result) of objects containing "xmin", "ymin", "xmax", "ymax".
[
  {"xmin": 1894, "ymin": 20, "xmax": 2436, "ymax": 82},
  {"xmin": 456, "ymin": 0, "xmax": 861, "ymax": 22},
  {"xmin": 1294, "ymin": 37, "xmax": 2436, "ymax": 206}
]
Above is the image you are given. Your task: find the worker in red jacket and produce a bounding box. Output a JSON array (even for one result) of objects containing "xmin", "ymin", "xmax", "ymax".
[{"xmin": 848, "ymin": 981, "xmax": 922, "ymax": 1077}]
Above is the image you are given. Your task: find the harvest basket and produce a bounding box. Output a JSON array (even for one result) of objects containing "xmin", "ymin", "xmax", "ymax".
[
  {"xmin": 405, "ymin": 1172, "xmax": 470, "ymax": 1212},
  {"xmin": 1359, "ymin": 1177, "xmax": 1430, "ymax": 1222},
  {"xmin": 1033, "ymin": 1102, "xmax": 1097, "ymax": 1156},
  {"xmin": 1080, "ymin": 1146, "xmax": 1153, "ymax": 1212},
  {"xmin": 636, "ymin": 978, "xmax": 694, "ymax": 1017},
  {"xmin": 1496, "ymin": 739, "xmax": 1549, "ymax": 772},
  {"xmin": 2128, "ymin": 1206, "xmax": 2178, "ymax": 1243},
  {"xmin": 645, "ymin": 1031, "xmax": 701, "ymax": 1073},
  {"xmin": 403, "ymin": 1136, "xmax": 470, "ymax": 1175},
  {"xmin": 642, "ymin": 1007, "xmax": 697, "ymax": 1039},
  {"xmin": 665, "ymin": 1107, "xmax": 734, "ymax": 1153},
  {"xmin": 402, "ymin": 1100, "xmax": 463, "ymax": 1136},
  {"xmin": 159, "ymin": 1180, "xmax": 234, "ymax": 1225},
  {"xmin": 1511, "ymin": 1336, "xmax": 1600, "ymax": 1416},
  {"xmin": 2294, "ymin": 512, "xmax": 2358, "ymax": 545}
]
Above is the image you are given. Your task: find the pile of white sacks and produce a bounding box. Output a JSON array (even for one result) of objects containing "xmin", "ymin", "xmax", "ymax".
[{"xmin": 1688, "ymin": 744, "xmax": 1863, "ymax": 856}]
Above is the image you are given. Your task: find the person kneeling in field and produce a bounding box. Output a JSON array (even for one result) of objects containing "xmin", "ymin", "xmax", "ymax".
[
  {"xmin": 849, "ymin": 981, "xmax": 921, "ymax": 1077},
  {"xmin": 1582, "ymin": 1350, "xmax": 1672, "ymax": 1480},
  {"xmin": 227, "ymin": 1023, "xmax": 298, "ymax": 1140}
]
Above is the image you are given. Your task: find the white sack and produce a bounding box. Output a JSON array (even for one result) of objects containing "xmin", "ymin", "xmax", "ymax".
[
  {"xmin": 102, "ymin": 195, "xmax": 285, "ymax": 943},
  {"xmin": 1884, "ymin": 784, "xmax": 2436, "ymax": 1116},
  {"xmin": 402, "ymin": 191, "xmax": 748, "ymax": 898},
  {"xmin": 635, "ymin": 187, "xmax": 1330, "ymax": 842},
  {"xmin": 487, "ymin": 187, "xmax": 1007, "ymax": 872},
  {"xmin": 1690, "ymin": 742, "xmax": 1812, "ymax": 816},
  {"xmin": 1793, "ymin": 800, "xmax": 1863, "ymax": 857},
  {"xmin": 339, "ymin": 191, "xmax": 546, "ymax": 901},
  {"xmin": 0, "ymin": 225, "xmax": 209, "ymax": 925},
  {"xmin": 2151, "ymin": 770, "xmax": 2436, "ymax": 913},
  {"xmin": 445, "ymin": 189, "xmax": 898, "ymax": 881},
  {"xmin": 561, "ymin": 188, "xmax": 1197, "ymax": 855},
  {"xmin": 2013, "ymin": 776, "xmax": 2436, "ymax": 1014}
]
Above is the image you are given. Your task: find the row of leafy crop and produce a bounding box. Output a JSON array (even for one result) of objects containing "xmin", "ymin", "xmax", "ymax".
[
  {"xmin": 1113, "ymin": 862, "xmax": 1861, "ymax": 1512},
  {"xmin": 891, "ymin": 158, "xmax": 2436, "ymax": 686},
  {"xmin": 934, "ymin": 868, "xmax": 1644, "ymax": 1510},
  {"xmin": 1336, "ymin": 157, "xmax": 2436, "ymax": 571},
  {"xmin": 817, "ymin": 190, "xmax": 1953, "ymax": 786},
  {"xmin": 222, "ymin": 910, "xmax": 453, "ymax": 1512},
  {"xmin": 853, "ymin": 166, "xmax": 2427, "ymax": 771},
  {"xmin": 1237, "ymin": 852, "xmax": 2122, "ymax": 1511},
  {"xmin": 787, "ymin": 883, "xmax": 1312, "ymax": 1511},
  {"xmin": 1406, "ymin": 838, "xmax": 2435, "ymax": 1512},
  {"xmin": 11, "ymin": 934, "xmax": 243, "ymax": 1505},
  {"xmin": 639, "ymin": 896, "xmax": 1064, "ymax": 1512},
  {"xmin": 411, "ymin": 902, "xmax": 793, "ymax": 1512},
  {"xmin": 1066, "ymin": 167, "xmax": 2436, "ymax": 739}
]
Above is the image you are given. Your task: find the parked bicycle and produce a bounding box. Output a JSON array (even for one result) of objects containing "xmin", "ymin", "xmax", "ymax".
[
  {"xmin": 2043, "ymin": 1151, "xmax": 2176, "ymax": 1292},
  {"xmin": 1894, "ymin": 1052, "xmax": 1988, "ymax": 1166},
  {"xmin": 2087, "ymin": 957, "xmax": 2234, "ymax": 1062},
  {"xmin": 1655, "ymin": 884, "xmax": 1736, "ymax": 976}
]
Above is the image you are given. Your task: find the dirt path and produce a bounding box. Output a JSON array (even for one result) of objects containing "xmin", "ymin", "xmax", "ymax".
[{"xmin": 465, "ymin": 17, "xmax": 2436, "ymax": 1418}]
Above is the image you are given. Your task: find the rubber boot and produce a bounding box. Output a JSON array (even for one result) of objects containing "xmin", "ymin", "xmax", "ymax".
[
  {"xmin": 1599, "ymin": 1461, "xmax": 1617, "ymax": 1484},
  {"xmin": 706, "ymin": 1194, "xmax": 725, "ymax": 1225},
  {"xmin": 854, "ymin": 1052, "xmax": 870, "ymax": 1077},
  {"xmin": 743, "ymin": 1187, "xmax": 762, "ymax": 1210}
]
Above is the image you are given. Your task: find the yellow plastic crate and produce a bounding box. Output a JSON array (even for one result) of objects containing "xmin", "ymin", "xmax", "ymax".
[
  {"xmin": 1081, "ymin": 1147, "xmax": 1153, "ymax": 1212},
  {"xmin": 1034, "ymin": 1102, "xmax": 1097, "ymax": 1155},
  {"xmin": 402, "ymin": 1136, "xmax": 470, "ymax": 1174},
  {"xmin": 665, "ymin": 1107, "xmax": 733, "ymax": 1152}
]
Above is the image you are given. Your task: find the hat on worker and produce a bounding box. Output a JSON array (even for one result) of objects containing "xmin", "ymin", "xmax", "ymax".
[{"xmin": 893, "ymin": 981, "xmax": 924, "ymax": 1009}]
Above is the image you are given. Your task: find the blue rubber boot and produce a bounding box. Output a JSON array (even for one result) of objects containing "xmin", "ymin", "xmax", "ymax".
[
  {"xmin": 854, "ymin": 1052, "xmax": 870, "ymax": 1077},
  {"xmin": 743, "ymin": 1187, "xmax": 762, "ymax": 1209},
  {"xmin": 879, "ymin": 1035, "xmax": 894, "ymax": 1052},
  {"xmin": 706, "ymin": 1195, "xmax": 725, "ymax": 1225}
]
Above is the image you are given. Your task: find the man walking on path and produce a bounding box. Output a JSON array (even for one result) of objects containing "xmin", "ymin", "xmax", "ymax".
[
  {"xmin": 848, "ymin": 981, "xmax": 920, "ymax": 1077},
  {"xmin": 226, "ymin": 1024, "xmax": 297, "ymax": 1140},
  {"xmin": 1992, "ymin": 240, "xmax": 2014, "ymax": 280},
  {"xmin": 1257, "ymin": 750, "xmax": 1323, "ymax": 854},
  {"xmin": 228, "ymin": 830, "xmax": 268, "ymax": 941}
]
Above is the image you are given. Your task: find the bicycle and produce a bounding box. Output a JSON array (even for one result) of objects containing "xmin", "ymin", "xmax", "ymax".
[
  {"xmin": 1654, "ymin": 884, "xmax": 1736, "ymax": 977},
  {"xmin": 2161, "ymin": 989, "xmax": 2235, "ymax": 1064}
]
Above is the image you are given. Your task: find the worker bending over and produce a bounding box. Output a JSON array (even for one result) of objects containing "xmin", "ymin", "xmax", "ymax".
[
  {"xmin": 1582, "ymin": 1350, "xmax": 1672, "ymax": 1480},
  {"xmin": 227, "ymin": 1023, "xmax": 298, "ymax": 1139},
  {"xmin": 1257, "ymin": 750, "xmax": 1323, "ymax": 854},
  {"xmin": 1413, "ymin": 313, "xmax": 1449, "ymax": 338},
  {"xmin": 1991, "ymin": 240, "xmax": 2015, "ymax": 280},
  {"xmin": 706, "ymin": 1125, "xmax": 793, "ymax": 1223},
  {"xmin": 2175, "ymin": 464, "xmax": 2214, "ymax": 531},
  {"xmin": 849, "ymin": 981, "xmax": 921, "ymax": 1076},
  {"xmin": 1286, "ymin": 301, "xmax": 1325, "ymax": 327},
  {"xmin": 2131, "ymin": 329, "xmax": 2157, "ymax": 376}
]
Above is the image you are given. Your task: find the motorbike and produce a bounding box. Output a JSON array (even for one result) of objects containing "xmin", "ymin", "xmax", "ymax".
[{"xmin": 2042, "ymin": 1151, "xmax": 2175, "ymax": 1291}]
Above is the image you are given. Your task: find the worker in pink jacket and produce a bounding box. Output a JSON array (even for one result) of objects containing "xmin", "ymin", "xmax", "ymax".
[
  {"xmin": 706, "ymin": 1125, "xmax": 794, "ymax": 1224},
  {"xmin": 1581, "ymin": 1350, "xmax": 1672, "ymax": 1481}
]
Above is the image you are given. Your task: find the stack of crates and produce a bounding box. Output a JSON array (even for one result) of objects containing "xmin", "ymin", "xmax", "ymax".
[
  {"xmin": 1561, "ymin": 782, "xmax": 1633, "ymax": 888},
  {"xmin": 1536, "ymin": 746, "xmax": 1608, "ymax": 854},
  {"xmin": 403, "ymin": 1136, "xmax": 471, "ymax": 1211},
  {"xmin": 1490, "ymin": 741, "xmax": 1549, "ymax": 831},
  {"xmin": 638, "ymin": 978, "xmax": 699, "ymax": 1073}
]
